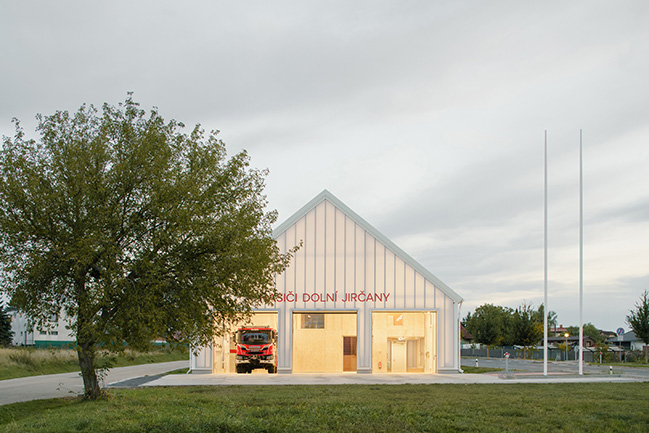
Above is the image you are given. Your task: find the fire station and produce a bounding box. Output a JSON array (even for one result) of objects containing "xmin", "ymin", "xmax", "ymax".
[{"xmin": 191, "ymin": 190, "xmax": 463, "ymax": 374}]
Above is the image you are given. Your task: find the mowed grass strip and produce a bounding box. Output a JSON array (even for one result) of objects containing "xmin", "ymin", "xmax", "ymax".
[
  {"xmin": 1, "ymin": 383, "xmax": 648, "ymax": 432},
  {"xmin": 0, "ymin": 347, "xmax": 188, "ymax": 381},
  {"xmin": 458, "ymin": 365, "xmax": 502, "ymax": 374}
]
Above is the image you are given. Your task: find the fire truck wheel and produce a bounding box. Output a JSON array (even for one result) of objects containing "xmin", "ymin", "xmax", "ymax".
[
  {"xmin": 267, "ymin": 365, "xmax": 277, "ymax": 374},
  {"xmin": 236, "ymin": 365, "xmax": 245, "ymax": 374}
]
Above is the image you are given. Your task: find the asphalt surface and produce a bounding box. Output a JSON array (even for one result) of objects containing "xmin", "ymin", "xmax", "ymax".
[
  {"xmin": 0, "ymin": 360, "xmax": 188, "ymax": 406},
  {"xmin": 3, "ymin": 358, "xmax": 648, "ymax": 406},
  {"xmin": 461, "ymin": 357, "xmax": 649, "ymax": 379}
]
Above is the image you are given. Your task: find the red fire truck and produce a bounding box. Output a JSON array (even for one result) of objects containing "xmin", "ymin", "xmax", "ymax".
[{"xmin": 234, "ymin": 326, "xmax": 278, "ymax": 374}]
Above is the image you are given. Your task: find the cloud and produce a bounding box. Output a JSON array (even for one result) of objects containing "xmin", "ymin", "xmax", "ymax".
[{"xmin": 2, "ymin": 0, "xmax": 648, "ymax": 333}]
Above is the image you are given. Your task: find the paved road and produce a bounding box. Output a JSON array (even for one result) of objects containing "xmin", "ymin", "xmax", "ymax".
[
  {"xmin": 0, "ymin": 360, "xmax": 188, "ymax": 406},
  {"xmin": 462, "ymin": 357, "xmax": 649, "ymax": 379}
]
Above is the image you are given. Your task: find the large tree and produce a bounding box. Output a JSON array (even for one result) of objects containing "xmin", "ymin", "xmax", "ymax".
[
  {"xmin": 463, "ymin": 304, "xmax": 513, "ymax": 351},
  {"xmin": 565, "ymin": 322, "xmax": 605, "ymax": 344},
  {"xmin": 535, "ymin": 304, "xmax": 558, "ymax": 336},
  {"xmin": 627, "ymin": 290, "xmax": 649, "ymax": 362},
  {"xmin": 510, "ymin": 302, "xmax": 543, "ymax": 358},
  {"xmin": 0, "ymin": 96, "xmax": 295, "ymax": 398}
]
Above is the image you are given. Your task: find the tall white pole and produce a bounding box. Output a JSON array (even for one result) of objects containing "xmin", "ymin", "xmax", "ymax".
[
  {"xmin": 579, "ymin": 129, "xmax": 584, "ymax": 375},
  {"xmin": 544, "ymin": 130, "xmax": 548, "ymax": 376}
]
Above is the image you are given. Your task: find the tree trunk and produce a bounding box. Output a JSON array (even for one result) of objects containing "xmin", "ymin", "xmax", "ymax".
[
  {"xmin": 77, "ymin": 344, "xmax": 101, "ymax": 399},
  {"xmin": 74, "ymin": 273, "xmax": 102, "ymax": 399},
  {"xmin": 644, "ymin": 346, "xmax": 648, "ymax": 363}
]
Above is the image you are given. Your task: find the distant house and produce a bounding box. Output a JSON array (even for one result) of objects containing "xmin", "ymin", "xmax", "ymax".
[
  {"xmin": 599, "ymin": 329, "xmax": 617, "ymax": 340},
  {"xmin": 608, "ymin": 331, "xmax": 645, "ymax": 351},
  {"xmin": 460, "ymin": 324, "xmax": 473, "ymax": 343},
  {"xmin": 7, "ymin": 308, "xmax": 75, "ymax": 348},
  {"xmin": 545, "ymin": 335, "xmax": 596, "ymax": 348},
  {"xmin": 7, "ymin": 308, "xmax": 33, "ymax": 346},
  {"xmin": 549, "ymin": 325, "xmax": 569, "ymax": 337}
]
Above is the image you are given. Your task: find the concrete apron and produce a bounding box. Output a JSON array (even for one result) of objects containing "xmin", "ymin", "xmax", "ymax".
[{"xmin": 132, "ymin": 371, "xmax": 644, "ymax": 387}]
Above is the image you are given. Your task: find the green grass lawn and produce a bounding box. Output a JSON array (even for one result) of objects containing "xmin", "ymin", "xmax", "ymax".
[
  {"xmin": 592, "ymin": 362, "xmax": 649, "ymax": 369},
  {"xmin": 1, "ymin": 383, "xmax": 648, "ymax": 432},
  {"xmin": 0, "ymin": 347, "xmax": 188, "ymax": 381},
  {"xmin": 460, "ymin": 365, "xmax": 502, "ymax": 374}
]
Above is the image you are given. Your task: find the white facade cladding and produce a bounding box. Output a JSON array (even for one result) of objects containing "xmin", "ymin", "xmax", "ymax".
[{"xmin": 192, "ymin": 190, "xmax": 463, "ymax": 374}]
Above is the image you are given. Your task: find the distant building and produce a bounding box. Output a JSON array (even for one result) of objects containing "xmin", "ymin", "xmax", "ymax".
[
  {"xmin": 7, "ymin": 308, "xmax": 75, "ymax": 347},
  {"xmin": 608, "ymin": 331, "xmax": 645, "ymax": 352},
  {"xmin": 460, "ymin": 324, "xmax": 473, "ymax": 342},
  {"xmin": 546, "ymin": 335, "xmax": 596, "ymax": 348},
  {"xmin": 549, "ymin": 325, "xmax": 568, "ymax": 337}
]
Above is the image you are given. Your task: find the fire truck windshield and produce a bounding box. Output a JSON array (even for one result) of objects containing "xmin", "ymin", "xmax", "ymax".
[{"xmin": 240, "ymin": 332, "xmax": 271, "ymax": 344}]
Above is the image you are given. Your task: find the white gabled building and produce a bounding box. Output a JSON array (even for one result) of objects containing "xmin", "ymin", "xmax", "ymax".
[{"xmin": 192, "ymin": 190, "xmax": 463, "ymax": 374}]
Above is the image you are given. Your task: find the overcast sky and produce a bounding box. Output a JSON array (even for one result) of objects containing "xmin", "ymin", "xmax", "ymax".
[{"xmin": 2, "ymin": 1, "xmax": 648, "ymax": 332}]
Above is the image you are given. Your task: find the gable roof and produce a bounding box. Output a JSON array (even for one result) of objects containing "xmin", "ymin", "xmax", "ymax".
[
  {"xmin": 607, "ymin": 331, "xmax": 640, "ymax": 343},
  {"xmin": 273, "ymin": 189, "xmax": 463, "ymax": 303}
]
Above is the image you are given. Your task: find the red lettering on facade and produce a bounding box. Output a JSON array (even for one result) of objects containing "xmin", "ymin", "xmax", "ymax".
[{"xmin": 273, "ymin": 291, "xmax": 390, "ymax": 305}]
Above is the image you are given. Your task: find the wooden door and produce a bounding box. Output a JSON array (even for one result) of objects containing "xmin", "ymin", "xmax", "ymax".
[{"xmin": 343, "ymin": 336, "xmax": 357, "ymax": 372}]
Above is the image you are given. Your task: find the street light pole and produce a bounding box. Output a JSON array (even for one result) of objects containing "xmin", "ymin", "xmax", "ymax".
[
  {"xmin": 544, "ymin": 130, "xmax": 548, "ymax": 376},
  {"xmin": 578, "ymin": 129, "xmax": 584, "ymax": 375}
]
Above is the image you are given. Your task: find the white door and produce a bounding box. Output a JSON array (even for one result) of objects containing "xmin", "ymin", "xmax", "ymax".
[{"xmin": 390, "ymin": 340, "xmax": 407, "ymax": 373}]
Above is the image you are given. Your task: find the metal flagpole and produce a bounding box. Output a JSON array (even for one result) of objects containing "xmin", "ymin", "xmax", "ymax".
[
  {"xmin": 544, "ymin": 130, "xmax": 548, "ymax": 376},
  {"xmin": 579, "ymin": 129, "xmax": 584, "ymax": 375}
]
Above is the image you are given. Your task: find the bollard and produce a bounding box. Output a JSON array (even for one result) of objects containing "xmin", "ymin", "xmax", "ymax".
[
  {"xmin": 475, "ymin": 359, "xmax": 479, "ymax": 368},
  {"xmin": 609, "ymin": 366, "xmax": 613, "ymax": 375}
]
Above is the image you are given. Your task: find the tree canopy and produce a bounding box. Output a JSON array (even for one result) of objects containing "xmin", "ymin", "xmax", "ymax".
[
  {"xmin": 463, "ymin": 304, "xmax": 513, "ymax": 347},
  {"xmin": 463, "ymin": 302, "xmax": 551, "ymax": 356},
  {"xmin": 627, "ymin": 290, "xmax": 649, "ymax": 362},
  {"xmin": 510, "ymin": 302, "xmax": 544, "ymax": 357},
  {"xmin": 565, "ymin": 323, "xmax": 605, "ymax": 344},
  {"xmin": 0, "ymin": 96, "xmax": 296, "ymax": 398}
]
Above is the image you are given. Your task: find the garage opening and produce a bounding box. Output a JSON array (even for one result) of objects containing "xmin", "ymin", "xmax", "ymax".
[
  {"xmin": 292, "ymin": 312, "xmax": 357, "ymax": 373},
  {"xmin": 372, "ymin": 311, "xmax": 437, "ymax": 373},
  {"xmin": 212, "ymin": 312, "xmax": 279, "ymax": 374}
]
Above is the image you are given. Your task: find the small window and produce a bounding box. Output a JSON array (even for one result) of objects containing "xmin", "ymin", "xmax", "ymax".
[
  {"xmin": 301, "ymin": 313, "xmax": 325, "ymax": 329},
  {"xmin": 49, "ymin": 331, "xmax": 58, "ymax": 336},
  {"xmin": 343, "ymin": 336, "xmax": 357, "ymax": 356},
  {"xmin": 393, "ymin": 314, "xmax": 404, "ymax": 326}
]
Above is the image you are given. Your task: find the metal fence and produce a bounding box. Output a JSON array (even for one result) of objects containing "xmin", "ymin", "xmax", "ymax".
[{"xmin": 461, "ymin": 346, "xmax": 596, "ymax": 362}]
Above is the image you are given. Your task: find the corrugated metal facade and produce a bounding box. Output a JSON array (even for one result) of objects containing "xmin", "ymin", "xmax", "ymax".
[{"xmin": 260, "ymin": 190, "xmax": 462, "ymax": 373}]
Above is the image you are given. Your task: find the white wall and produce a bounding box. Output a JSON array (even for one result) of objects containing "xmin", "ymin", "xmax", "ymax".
[
  {"xmin": 193, "ymin": 192, "xmax": 463, "ymax": 374},
  {"xmin": 266, "ymin": 195, "xmax": 461, "ymax": 373}
]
